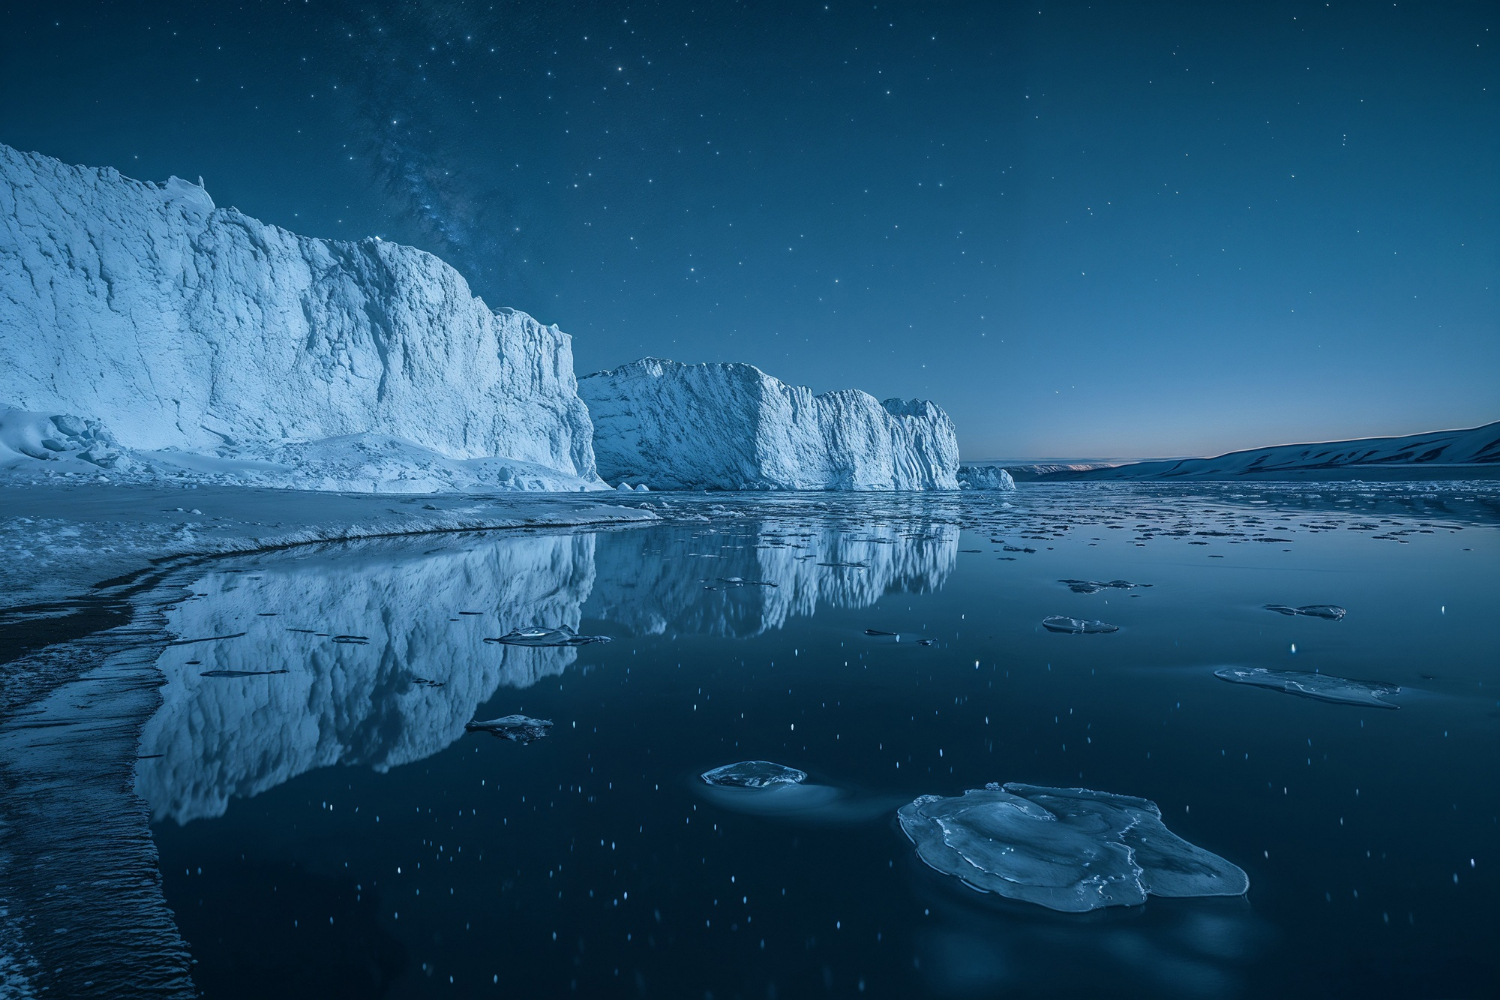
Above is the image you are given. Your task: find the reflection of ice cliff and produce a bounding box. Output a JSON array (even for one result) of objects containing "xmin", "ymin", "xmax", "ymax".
[
  {"xmin": 137, "ymin": 535, "xmax": 595, "ymax": 825},
  {"xmin": 592, "ymin": 522, "xmax": 958, "ymax": 637}
]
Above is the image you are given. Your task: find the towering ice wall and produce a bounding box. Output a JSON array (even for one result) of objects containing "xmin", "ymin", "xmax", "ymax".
[
  {"xmin": 0, "ymin": 143, "xmax": 601, "ymax": 490},
  {"xmin": 578, "ymin": 358, "xmax": 960, "ymax": 490}
]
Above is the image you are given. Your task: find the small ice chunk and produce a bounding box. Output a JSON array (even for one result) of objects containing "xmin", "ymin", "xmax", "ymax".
[
  {"xmin": 483, "ymin": 624, "xmax": 613, "ymax": 646},
  {"xmin": 465, "ymin": 715, "xmax": 554, "ymax": 743},
  {"xmin": 1042, "ymin": 616, "xmax": 1119, "ymax": 634},
  {"xmin": 1060, "ymin": 579, "xmax": 1152, "ymax": 595},
  {"xmin": 199, "ymin": 669, "xmax": 289, "ymax": 677},
  {"xmin": 634, "ymin": 483, "xmax": 650, "ymax": 492},
  {"xmin": 1214, "ymin": 666, "xmax": 1399, "ymax": 708},
  {"xmin": 864, "ymin": 628, "xmax": 899, "ymax": 636},
  {"xmin": 898, "ymin": 783, "xmax": 1249, "ymax": 912},
  {"xmin": 718, "ymin": 577, "xmax": 779, "ymax": 588},
  {"xmin": 1264, "ymin": 604, "xmax": 1346, "ymax": 620},
  {"xmin": 701, "ymin": 760, "xmax": 808, "ymax": 788},
  {"xmin": 616, "ymin": 482, "xmax": 634, "ymax": 492}
]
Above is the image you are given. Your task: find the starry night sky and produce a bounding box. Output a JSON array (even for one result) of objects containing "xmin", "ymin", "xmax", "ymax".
[{"xmin": 1, "ymin": 1, "xmax": 1495, "ymax": 459}]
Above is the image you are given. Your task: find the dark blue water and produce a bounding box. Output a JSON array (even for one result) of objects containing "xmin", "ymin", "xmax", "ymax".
[{"xmin": 39, "ymin": 484, "xmax": 1500, "ymax": 997}]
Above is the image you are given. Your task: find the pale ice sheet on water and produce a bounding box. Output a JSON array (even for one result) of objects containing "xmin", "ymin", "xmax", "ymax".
[
  {"xmin": 1042, "ymin": 616, "xmax": 1120, "ymax": 634},
  {"xmin": 1214, "ymin": 666, "xmax": 1401, "ymax": 708},
  {"xmin": 898, "ymin": 783, "xmax": 1250, "ymax": 913},
  {"xmin": 1264, "ymin": 604, "xmax": 1347, "ymax": 620}
]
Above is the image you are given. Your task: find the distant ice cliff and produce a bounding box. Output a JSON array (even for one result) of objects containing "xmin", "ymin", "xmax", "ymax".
[{"xmin": 578, "ymin": 358, "xmax": 960, "ymax": 490}]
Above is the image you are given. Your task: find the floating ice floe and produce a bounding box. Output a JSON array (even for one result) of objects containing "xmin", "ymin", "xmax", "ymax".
[
  {"xmin": 1042, "ymin": 616, "xmax": 1120, "ymax": 634},
  {"xmin": 700, "ymin": 760, "xmax": 808, "ymax": 788},
  {"xmin": 1214, "ymin": 666, "xmax": 1400, "ymax": 708},
  {"xmin": 198, "ymin": 668, "xmax": 289, "ymax": 677},
  {"xmin": 483, "ymin": 624, "xmax": 613, "ymax": 646},
  {"xmin": 717, "ymin": 577, "xmax": 779, "ymax": 588},
  {"xmin": 1060, "ymin": 579, "xmax": 1152, "ymax": 595},
  {"xmin": 464, "ymin": 715, "xmax": 554, "ymax": 743},
  {"xmin": 1264, "ymin": 604, "xmax": 1346, "ymax": 620},
  {"xmin": 898, "ymin": 783, "xmax": 1249, "ymax": 912}
]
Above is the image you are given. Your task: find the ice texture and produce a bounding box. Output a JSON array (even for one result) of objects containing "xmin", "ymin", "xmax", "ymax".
[
  {"xmin": 577, "ymin": 358, "xmax": 960, "ymax": 490},
  {"xmin": 0, "ymin": 143, "xmax": 602, "ymax": 491},
  {"xmin": 700, "ymin": 761, "xmax": 808, "ymax": 788},
  {"xmin": 898, "ymin": 784, "xmax": 1249, "ymax": 912},
  {"xmin": 1214, "ymin": 666, "xmax": 1400, "ymax": 708},
  {"xmin": 484, "ymin": 624, "xmax": 613, "ymax": 646},
  {"xmin": 464, "ymin": 715, "xmax": 554, "ymax": 743},
  {"xmin": 1042, "ymin": 616, "xmax": 1120, "ymax": 634},
  {"xmin": 957, "ymin": 465, "xmax": 1017, "ymax": 490},
  {"xmin": 1061, "ymin": 579, "xmax": 1152, "ymax": 594},
  {"xmin": 1264, "ymin": 604, "xmax": 1346, "ymax": 620}
]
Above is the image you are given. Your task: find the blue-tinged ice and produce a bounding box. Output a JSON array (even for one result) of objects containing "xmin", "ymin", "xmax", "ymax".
[
  {"xmin": 701, "ymin": 760, "xmax": 808, "ymax": 788},
  {"xmin": 1042, "ymin": 616, "xmax": 1120, "ymax": 634},
  {"xmin": 464, "ymin": 715, "xmax": 554, "ymax": 743},
  {"xmin": 898, "ymin": 783, "xmax": 1249, "ymax": 912},
  {"xmin": 1214, "ymin": 666, "xmax": 1399, "ymax": 708},
  {"xmin": 1061, "ymin": 579, "xmax": 1151, "ymax": 595},
  {"xmin": 483, "ymin": 624, "xmax": 613, "ymax": 647},
  {"xmin": 1264, "ymin": 604, "xmax": 1346, "ymax": 620}
]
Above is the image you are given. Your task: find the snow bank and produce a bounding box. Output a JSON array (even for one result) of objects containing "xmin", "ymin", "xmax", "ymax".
[
  {"xmin": 957, "ymin": 464, "xmax": 1016, "ymax": 490},
  {"xmin": 578, "ymin": 358, "xmax": 959, "ymax": 490},
  {"xmin": 0, "ymin": 143, "xmax": 602, "ymax": 491}
]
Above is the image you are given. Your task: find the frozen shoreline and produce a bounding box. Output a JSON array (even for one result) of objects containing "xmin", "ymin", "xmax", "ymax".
[{"xmin": 0, "ymin": 482, "xmax": 658, "ymax": 615}]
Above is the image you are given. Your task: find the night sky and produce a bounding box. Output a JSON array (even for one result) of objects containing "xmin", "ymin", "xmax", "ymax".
[{"xmin": 1, "ymin": 1, "xmax": 1494, "ymax": 460}]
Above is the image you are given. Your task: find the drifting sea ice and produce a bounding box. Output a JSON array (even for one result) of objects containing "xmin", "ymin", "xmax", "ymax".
[
  {"xmin": 1264, "ymin": 604, "xmax": 1347, "ymax": 620},
  {"xmin": 1060, "ymin": 579, "xmax": 1152, "ymax": 595},
  {"xmin": 700, "ymin": 760, "xmax": 808, "ymax": 788},
  {"xmin": 483, "ymin": 624, "xmax": 613, "ymax": 647},
  {"xmin": 1042, "ymin": 616, "xmax": 1120, "ymax": 634},
  {"xmin": 464, "ymin": 715, "xmax": 554, "ymax": 743},
  {"xmin": 898, "ymin": 783, "xmax": 1249, "ymax": 913},
  {"xmin": 1214, "ymin": 666, "xmax": 1400, "ymax": 708}
]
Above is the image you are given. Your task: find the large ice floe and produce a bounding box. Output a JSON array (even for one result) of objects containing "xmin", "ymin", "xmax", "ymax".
[
  {"xmin": 0, "ymin": 143, "xmax": 602, "ymax": 491},
  {"xmin": 898, "ymin": 783, "xmax": 1249, "ymax": 912},
  {"xmin": 1214, "ymin": 666, "xmax": 1401, "ymax": 708},
  {"xmin": 577, "ymin": 358, "xmax": 960, "ymax": 490}
]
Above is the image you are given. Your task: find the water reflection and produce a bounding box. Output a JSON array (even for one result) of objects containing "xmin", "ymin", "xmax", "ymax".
[{"xmin": 137, "ymin": 519, "xmax": 959, "ymax": 824}]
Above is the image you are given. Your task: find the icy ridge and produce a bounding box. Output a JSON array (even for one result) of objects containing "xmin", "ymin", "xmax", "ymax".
[
  {"xmin": 0, "ymin": 143, "xmax": 602, "ymax": 490},
  {"xmin": 578, "ymin": 358, "xmax": 960, "ymax": 490}
]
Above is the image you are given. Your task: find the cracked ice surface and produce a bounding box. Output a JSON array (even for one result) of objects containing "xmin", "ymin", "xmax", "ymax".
[{"xmin": 899, "ymin": 784, "xmax": 1249, "ymax": 912}]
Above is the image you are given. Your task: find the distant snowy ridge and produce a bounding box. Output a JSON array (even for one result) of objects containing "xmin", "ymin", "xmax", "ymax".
[
  {"xmin": 1043, "ymin": 422, "xmax": 1500, "ymax": 481},
  {"xmin": 0, "ymin": 143, "xmax": 603, "ymax": 491},
  {"xmin": 578, "ymin": 358, "xmax": 960, "ymax": 490}
]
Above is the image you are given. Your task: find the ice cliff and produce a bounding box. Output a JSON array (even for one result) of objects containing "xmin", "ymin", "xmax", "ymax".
[
  {"xmin": 578, "ymin": 358, "xmax": 960, "ymax": 490},
  {"xmin": 0, "ymin": 143, "xmax": 601, "ymax": 491}
]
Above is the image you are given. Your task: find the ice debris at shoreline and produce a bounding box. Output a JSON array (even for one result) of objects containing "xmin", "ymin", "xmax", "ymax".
[
  {"xmin": 483, "ymin": 625, "xmax": 613, "ymax": 647},
  {"xmin": 1042, "ymin": 616, "xmax": 1120, "ymax": 634},
  {"xmin": 898, "ymin": 783, "xmax": 1249, "ymax": 912},
  {"xmin": 1061, "ymin": 579, "xmax": 1152, "ymax": 595},
  {"xmin": 464, "ymin": 715, "xmax": 554, "ymax": 743},
  {"xmin": 700, "ymin": 761, "xmax": 808, "ymax": 788},
  {"xmin": 1214, "ymin": 666, "xmax": 1400, "ymax": 708},
  {"xmin": 1264, "ymin": 604, "xmax": 1347, "ymax": 620}
]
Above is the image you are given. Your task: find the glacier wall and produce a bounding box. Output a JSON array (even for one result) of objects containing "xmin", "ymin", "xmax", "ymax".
[
  {"xmin": 578, "ymin": 358, "xmax": 960, "ymax": 490},
  {"xmin": 0, "ymin": 143, "xmax": 601, "ymax": 490}
]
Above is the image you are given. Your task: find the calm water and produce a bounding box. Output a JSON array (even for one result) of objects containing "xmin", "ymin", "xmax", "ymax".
[{"xmin": 20, "ymin": 484, "xmax": 1500, "ymax": 997}]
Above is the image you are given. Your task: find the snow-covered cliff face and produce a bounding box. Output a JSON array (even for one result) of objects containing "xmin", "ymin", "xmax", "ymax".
[
  {"xmin": 957, "ymin": 465, "xmax": 1016, "ymax": 490},
  {"xmin": 578, "ymin": 358, "xmax": 960, "ymax": 490},
  {"xmin": 136, "ymin": 533, "xmax": 595, "ymax": 824},
  {"xmin": 0, "ymin": 144, "xmax": 601, "ymax": 490}
]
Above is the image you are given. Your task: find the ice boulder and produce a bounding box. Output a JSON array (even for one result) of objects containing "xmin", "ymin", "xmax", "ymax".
[
  {"xmin": 957, "ymin": 464, "xmax": 1016, "ymax": 490},
  {"xmin": 578, "ymin": 358, "xmax": 960, "ymax": 490},
  {"xmin": 0, "ymin": 143, "xmax": 603, "ymax": 491},
  {"xmin": 899, "ymin": 783, "xmax": 1249, "ymax": 912}
]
